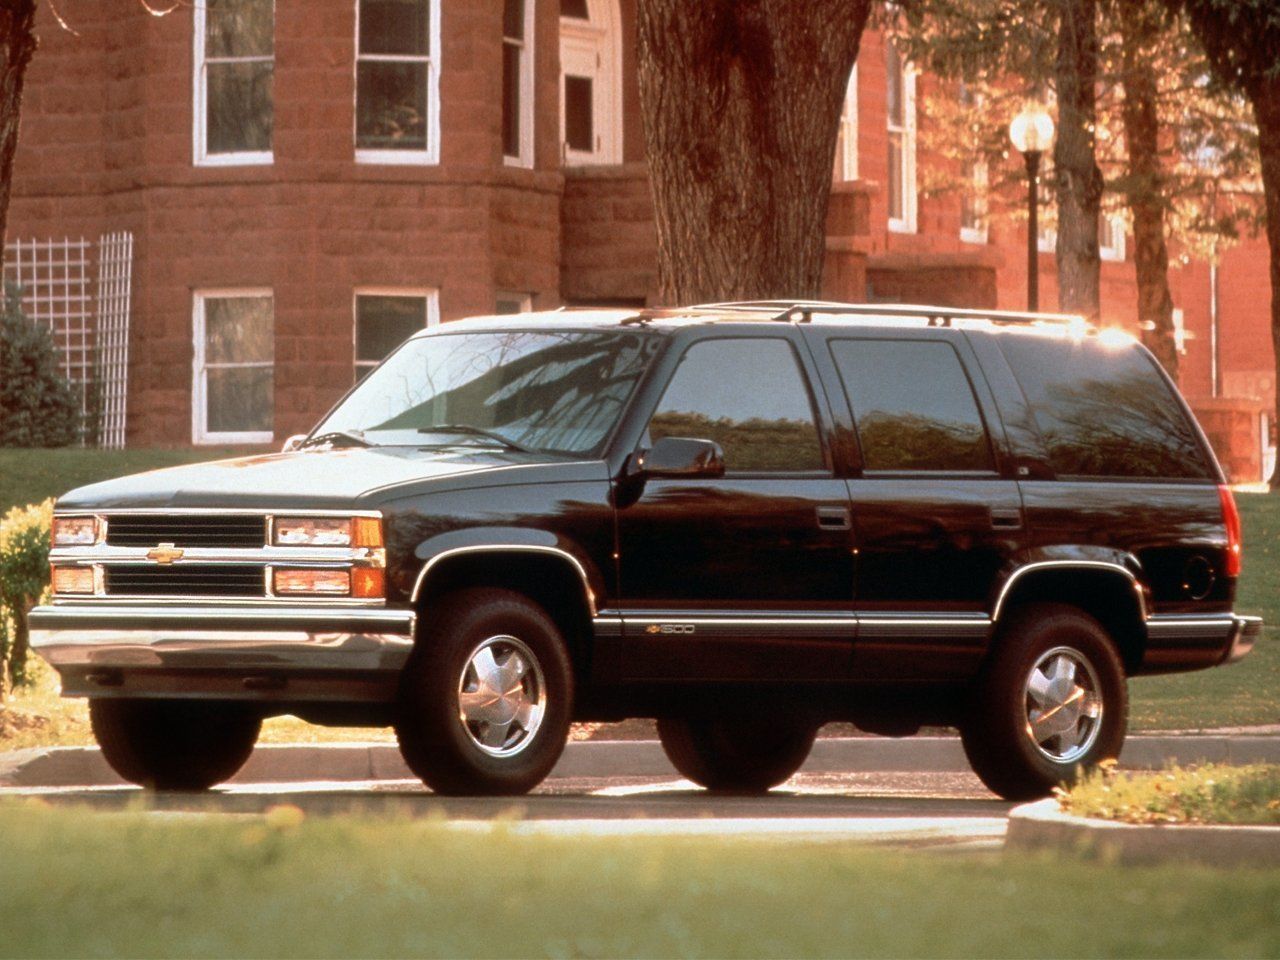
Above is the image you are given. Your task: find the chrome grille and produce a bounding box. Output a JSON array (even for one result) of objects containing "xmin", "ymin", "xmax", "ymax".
[
  {"xmin": 103, "ymin": 564, "xmax": 265, "ymax": 597},
  {"xmin": 105, "ymin": 515, "xmax": 266, "ymax": 549}
]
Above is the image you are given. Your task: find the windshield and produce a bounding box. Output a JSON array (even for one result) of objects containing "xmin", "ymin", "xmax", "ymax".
[{"xmin": 314, "ymin": 329, "xmax": 659, "ymax": 455}]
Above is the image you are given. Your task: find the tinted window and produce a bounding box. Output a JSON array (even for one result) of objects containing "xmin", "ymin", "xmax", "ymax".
[
  {"xmin": 999, "ymin": 334, "xmax": 1211, "ymax": 479},
  {"xmin": 648, "ymin": 339, "xmax": 825, "ymax": 472},
  {"xmin": 831, "ymin": 339, "xmax": 994, "ymax": 472}
]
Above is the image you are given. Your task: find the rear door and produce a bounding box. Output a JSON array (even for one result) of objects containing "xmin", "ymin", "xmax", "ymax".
[{"xmin": 811, "ymin": 328, "xmax": 1023, "ymax": 680}]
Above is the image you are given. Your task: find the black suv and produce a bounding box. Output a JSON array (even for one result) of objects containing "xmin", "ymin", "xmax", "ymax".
[{"xmin": 32, "ymin": 302, "xmax": 1260, "ymax": 800}]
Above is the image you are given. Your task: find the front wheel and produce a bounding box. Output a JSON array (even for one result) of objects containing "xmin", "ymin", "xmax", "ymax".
[
  {"xmin": 89, "ymin": 698, "xmax": 261, "ymax": 791},
  {"xmin": 657, "ymin": 715, "xmax": 817, "ymax": 793},
  {"xmin": 394, "ymin": 588, "xmax": 573, "ymax": 796},
  {"xmin": 960, "ymin": 603, "xmax": 1128, "ymax": 801}
]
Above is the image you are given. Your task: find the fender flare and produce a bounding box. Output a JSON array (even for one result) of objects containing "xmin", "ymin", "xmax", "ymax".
[
  {"xmin": 991, "ymin": 560, "xmax": 1148, "ymax": 623},
  {"xmin": 409, "ymin": 528, "xmax": 601, "ymax": 616}
]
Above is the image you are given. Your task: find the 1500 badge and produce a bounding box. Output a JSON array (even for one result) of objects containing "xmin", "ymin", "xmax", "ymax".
[{"xmin": 644, "ymin": 623, "xmax": 696, "ymax": 635}]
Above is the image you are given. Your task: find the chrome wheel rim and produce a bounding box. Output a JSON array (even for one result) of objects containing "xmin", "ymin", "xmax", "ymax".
[
  {"xmin": 457, "ymin": 635, "xmax": 546, "ymax": 758},
  {"xmin": 1023, "ymin": 646, "xmax": 1104, "ymax": 764}
]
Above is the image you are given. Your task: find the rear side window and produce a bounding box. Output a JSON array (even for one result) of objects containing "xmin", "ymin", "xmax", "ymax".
[
  {"xmin": 830, "ymin": 339, "xmax": 995, "ymax": 472},
  {"xmin": 998, "ymin": 334, "xmax": 1211, "ymax": 479},
  {"xmin": 647, "ymin": 338, "xmax": 826, "ymax": 472}
]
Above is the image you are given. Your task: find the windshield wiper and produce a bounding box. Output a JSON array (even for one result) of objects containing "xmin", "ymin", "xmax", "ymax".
[
  {"xmin": 299, "ymin": 430, "xmax": 371, "ymax": 449},
  {"xmin": 418, "ymin": 424, "xmax": 534, "ymax": 453}
]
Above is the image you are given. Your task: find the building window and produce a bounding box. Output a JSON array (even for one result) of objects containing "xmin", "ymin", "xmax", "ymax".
[
  {"xmin": 495, "ymin": 291, "xmax": 533, "ymax": 315},
  {"xmin": 354, "ymin": 289, "xmax": 438, "ymax": 379},
  {"xmin": 355, "ymin": 0, "xmax": 441, "ymax": 164},
  {"xmin": 835, "ymin": 65, "xmax": 858, "ymax": 181},
  {"xmin": 194, "ymin": 0, "xmax": 274, "ymax": 166},
  {"xmin": 960, "ymin": 160, "xmax": 989, "ymax": 244},
  {"xmin": 193, "ymin": 290, "xmax": 274, "ymax": 444},
  {"xmin": 886, "ymin": 42, "xmax": 917, "ymax": 233},
  {"xmin": 503, "ymin": 0, "xmax": 534, "ymax": 167},
  {"xmin": 560, "ymin": 0, "xmax": 622, "ymax": 165},
  {"xmin": 1099, "ymin": 214, "xmax": 1126, "ymax": 261}
]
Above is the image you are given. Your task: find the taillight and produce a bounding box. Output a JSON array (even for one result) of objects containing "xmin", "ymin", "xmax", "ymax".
[{"xmin": 1218, "ymin": 484, "xmax": 1242, "ymax": 577}]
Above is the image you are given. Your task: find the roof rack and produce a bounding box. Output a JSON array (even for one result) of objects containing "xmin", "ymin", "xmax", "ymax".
[{"xmin": 693, "ymin": 300, "xmax": 1086, "ymax": 328}]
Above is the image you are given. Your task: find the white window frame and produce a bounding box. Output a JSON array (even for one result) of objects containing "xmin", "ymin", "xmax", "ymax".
[
  {"xmin": 886, "ymin": 49, "xmax": 917, "ymax": 234},
  {"xmin": 354, "ymin": 0, "xmax": 442, "ymax": 166},
  {"xmin": 193, "ymin": 0, "xmax": 275, "ymax": 167},
  {"xmin": 1100, "ymin": 214, "xmax": 1127, "ymax": 262},
  {"xmin": 353, "ymin": 286, "xmax": 440, "ymax": 378},
  {"xmin": 559, "ymin": 0, "xmax": 623, "ymax": 165},
  {"xmin": 960, "ymin": 159, "xmax": 989, "ymax": 244},
  {"xmin": 503, "ymin": 0, "xmax": 535, "ymax": 168},
  {"xmin": 495, "ymin": 290, "xmax": 533, "ymax": 314},
  {"xmin": 192, "ymin": 288, "xmax": 275, "ymax": 445},
  {"xmin": 837, "ymin": 64, "xmax": 859, "ymax": 181}
]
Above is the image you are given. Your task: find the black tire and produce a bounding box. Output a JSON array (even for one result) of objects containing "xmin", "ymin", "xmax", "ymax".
[
  {"xmin": 89, "ymin": 698, "xmax": 261, "ymax": 791},
  {"xmin": 960, "ymin": 602, "xmax": 1128, "ymax": 801},
  {"xmin": 394, "ymin": 588, "xmax": 573, "ymax": 796},
  {"xmin": 656, "ymin": 715, "xmax": 817, "ymax": 793}
]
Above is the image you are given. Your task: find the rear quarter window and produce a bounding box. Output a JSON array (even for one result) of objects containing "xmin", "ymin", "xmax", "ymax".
[{"xmin": 997, "ymin": 333, "xmax": 1212, "ymax": 480}]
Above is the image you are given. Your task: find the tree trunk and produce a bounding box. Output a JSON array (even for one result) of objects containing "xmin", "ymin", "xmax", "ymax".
[
  {"xmin": 1052, "ymin": 0, "xmax": 1103, "ymax": 321},
  {"xmin": 0, "ymin": 0, "xmax": 37, "ymax": 280},
  {"xmin": 1253, "ymin": 85, "xmax": 1280, "ymax": 487},
  {"xmin": 1117, "ymin": 0, "xmax": 1178, "ymax": 379},
  {"xmin": 636, "ymin": 0, "xmax": 871, "ymax": 304}
]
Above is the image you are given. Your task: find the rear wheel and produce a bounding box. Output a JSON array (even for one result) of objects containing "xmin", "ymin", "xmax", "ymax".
[
  {"xmin": 89, "ymin": 698, "xmax": 261, "ymax": 791},
  {"xmin": 961, "ymin": 603, "xmax": 1128, "ymax": 801},
  {"xmin": 657, "ymin": 715, "xmax": 816, "ymax": 793},
  {"xmin": 394, "ymin": 589, "xmax": 573, "ymax": 796}
]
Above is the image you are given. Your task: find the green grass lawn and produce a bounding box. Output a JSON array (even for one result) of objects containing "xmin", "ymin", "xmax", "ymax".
[
  {"xmin": 0, "ymin": 447, "xmax": 258, "ymax": 513},
  {"xmin": 0, "ymin": 800, "xmax": 1277, "ymax": 958}
]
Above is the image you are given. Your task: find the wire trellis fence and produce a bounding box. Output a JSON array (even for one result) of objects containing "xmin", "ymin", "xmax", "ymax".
[{"xmin": 4, "ymin": 233, "xmax": 134, "ymax": 448}]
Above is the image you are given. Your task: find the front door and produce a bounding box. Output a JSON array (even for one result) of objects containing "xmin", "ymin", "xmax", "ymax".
[{"xmin": 615, "ymin": 334, "xmax": 855, "ymax": 681}]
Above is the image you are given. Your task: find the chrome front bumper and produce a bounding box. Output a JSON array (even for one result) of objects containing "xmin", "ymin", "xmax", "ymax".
[{"xmin": 29, "ymin": 603, "xmax": 416, "ymax": 701}]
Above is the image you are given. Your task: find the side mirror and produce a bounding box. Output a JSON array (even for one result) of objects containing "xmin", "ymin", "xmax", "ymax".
[
  {"xmin": 634, "ymin": 437, "xmax": 725, "ymax": 479},
  {"xmin": 282, "ymin": 434, "xmax": 307, "ymax": 453}
]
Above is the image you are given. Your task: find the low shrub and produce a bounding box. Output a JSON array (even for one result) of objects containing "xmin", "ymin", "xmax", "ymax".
[
  {"xmin": 0, "ymin": 286, "xmax": 80, "ymax": 447},
  {"xmin": 1059, "ymin": 760, "xmax": 1280, "ymax": 825},
  {"xmin": 0, "ymin": 499, "xmax": 53, "ymax": 697}
]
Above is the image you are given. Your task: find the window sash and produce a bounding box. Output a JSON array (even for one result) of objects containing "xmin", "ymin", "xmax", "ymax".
[
  {"xmin": 193, "ymin": 290, "xmax": 275, "ymax": 444},
  {"xmin": 355, "ymin": 0, "xmax": 440, "ymax": 164},
  {"xmin": 194, "ymin": 1, "xmax": 274, "ymax": 166},
  {"xmin": 886, "ymin": 52, "xmax": 916, "ymax": 234}
]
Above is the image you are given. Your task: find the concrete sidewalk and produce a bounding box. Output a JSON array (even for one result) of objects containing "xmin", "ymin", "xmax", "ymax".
[{"xmin": 4, "ymin": 734, "xmax": 1279, "ymax": 789}]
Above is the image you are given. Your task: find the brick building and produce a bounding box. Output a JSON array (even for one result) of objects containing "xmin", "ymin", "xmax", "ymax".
[{"xmin": 6, "ymin": 0, "xmax": 1275, "ymax": 476}]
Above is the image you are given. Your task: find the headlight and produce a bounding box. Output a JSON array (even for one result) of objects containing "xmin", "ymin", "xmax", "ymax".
[
  {"xmin": 51, "ymin": 566, "xmax": 95, "ymax": 594},
  {"xmin": 273, "ymin": 568, "xmax": 351, "ymax": 595},
  {"xmin": 52, "ymin": 516, "xmax": 100, "ymax": 547},
  {"xmin": 273, "ymin": 516, "xmax": 383, "ymax": 548}
]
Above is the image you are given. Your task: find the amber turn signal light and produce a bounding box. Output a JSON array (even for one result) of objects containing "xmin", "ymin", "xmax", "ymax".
[
  {"xmin": 352, "ymin": 517, "xmax": 383, "ymax": 548},
  {"xmin": 351, "ymin": 567, "xmax": 385, "ymax": 598}
]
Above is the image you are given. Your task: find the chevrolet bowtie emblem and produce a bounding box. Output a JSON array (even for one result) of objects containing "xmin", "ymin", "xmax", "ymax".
[{"xmin": 146, "ymin": 543, "xmax": 184, "ymax": 564}]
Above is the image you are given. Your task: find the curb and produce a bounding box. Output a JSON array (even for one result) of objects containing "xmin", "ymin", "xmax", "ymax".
[
  {"xmin": 1006, "ymin": 799, "xmax": 1280, "ymax": 867},
  {"xmin": 3, "ymin": 734, "xmax": 1279, "ymax": 789}
]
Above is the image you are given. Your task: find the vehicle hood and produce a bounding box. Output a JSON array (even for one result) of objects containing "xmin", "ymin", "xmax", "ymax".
[{"xmin": 54, "ymin": 446, "xmax": 595, "ymax": 511}]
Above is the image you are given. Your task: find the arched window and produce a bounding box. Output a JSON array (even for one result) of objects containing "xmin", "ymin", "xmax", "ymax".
[
  {"xmin": 560, "ymin": 0, "xmax": 622, "ymax": 164},
  {"xmin": 503, "ymin": 0, "xmax": 535, "ymax": 166},
  {"xmin": 885, "ymin": 41, "xmax": 917, "ymax": 233},
  {"xmin": 834, "ymin": 65, "xmax": 858, "ymax": 181}
]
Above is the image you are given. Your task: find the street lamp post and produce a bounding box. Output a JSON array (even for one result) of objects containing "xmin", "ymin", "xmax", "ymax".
[{"xmin": 1009, "ymin": 101, "xmax": 1055, "ymax": 313}]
